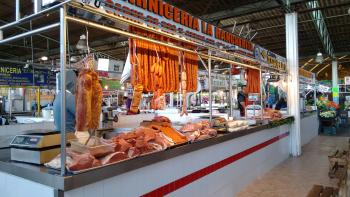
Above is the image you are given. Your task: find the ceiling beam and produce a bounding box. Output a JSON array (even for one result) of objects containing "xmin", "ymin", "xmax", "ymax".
[
  {"xmin": 201, "ymin": 0, "xmax": 279, "ymax": 22},
  {"xmin": 306, "ymin": 0, "xmax": 334, "ymax": 57},
  {"xmin": 221, "ymin": 2, "xmax": 350, "ymax": 29},
  {"xmin": 201, "ymin": 0, "xmax": 308, "ymax": 23}
]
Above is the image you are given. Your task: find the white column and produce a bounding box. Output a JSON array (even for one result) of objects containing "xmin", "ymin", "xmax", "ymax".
[
  {"xmin": 286, "ymin": 12, "xmax": 301, "ymax": 157},
  {"xmin": 169, "ymin": 93, "xmax": 174, "ymax": 107},
  {"xmin": 332, "ymin": 60, "xmax": 339, "ymax": 104}
]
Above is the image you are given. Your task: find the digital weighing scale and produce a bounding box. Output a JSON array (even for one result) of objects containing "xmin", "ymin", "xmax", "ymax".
[{"xmin": 10, "ymin": 130, "xmax": 75, "ymax": 164}]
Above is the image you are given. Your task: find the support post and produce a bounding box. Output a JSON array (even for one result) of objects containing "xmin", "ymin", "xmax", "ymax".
[
  {"xmin": 229, "ymin": 65, "xmax": 233, "ymax": 118},
  {"xmin": 37, "ymin": 87, "xmax": 41, "ymax": 116},
  {"xmin": 260, "ymin": 66, "xmax": 263, "ymax": 119},
  {"xmin": 15, "ymin": 0, "xmax": 20, "ymax": 21},
  {"xmin": 59, "ymin": 6, "xmax": 67, "ymax": 176},
  {"xmin": 169, "ymin": 93, "xmax": 174, "ymax": 107},
  {"xmin": 286, "ymin": 12, "xmax": 301, "ymax": 157},
  {"xmin": 208, "ymin": 51, "xmax": 212, "ymax": 122},
  {"xmin": 34, "ymin": 0, "xmax": 42, "ymax": 14},
  {"xmin": 332, "ymin": 60, "xmax": 339, "ymax": 104}
]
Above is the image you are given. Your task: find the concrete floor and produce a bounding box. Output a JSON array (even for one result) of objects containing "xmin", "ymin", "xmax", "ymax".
[{"xmin": 236, "ymin": 135, "xmax": 349, "ymax": 197}]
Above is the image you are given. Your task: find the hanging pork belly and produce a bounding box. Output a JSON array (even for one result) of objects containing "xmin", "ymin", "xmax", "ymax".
[{"xmin": 75, "ymin": 54, "xmax": 103, "ymax": 131}]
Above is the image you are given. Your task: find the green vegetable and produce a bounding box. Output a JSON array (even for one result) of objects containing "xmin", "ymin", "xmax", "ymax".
[{"xmin": 320, "ymin": 111, "xmax": 336, "ymax": 118}]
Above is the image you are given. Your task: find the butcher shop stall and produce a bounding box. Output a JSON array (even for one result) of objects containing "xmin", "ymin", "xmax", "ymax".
[{"xmin": 0, "ymin": 1, "xmax": 300, "ymax": 197}]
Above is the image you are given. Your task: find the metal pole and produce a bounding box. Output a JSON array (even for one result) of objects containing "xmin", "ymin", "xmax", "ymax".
[
  {"xmin": 229, "ymin": 65, "xmax": 233, "ymax": 118},
  {"xmin": 0, "ymin": 58, "xmax": 49, "ymax": 67},
  {"xmin": 208, "ymin": 50, "xmax": 212, "ymax": 122},
  {"xmin": 0, "ymin": 23, "xmax": 59, "ymax": 45},
  {"xmin": 15, "ymin": 0, "xmax": 20, "ymax": 21},
  {"xmin": 8, "ymin": 88, "xmax": 12, "ymax": 119},
  {"xmin": 0, "ymin": 0, "xmax": 71, "ymax": 30},
  {"xmin": 37, "ymin": 87, "xmax": 41, "ymax": 116},
  {"xmin": 59, "ymin": 6, "xmax": 67, "ymax": 176},
  {"xmin": 34, "ymin": 0, "xmax": 42, "ymax": 14},
  {"xmin": 260, "ymin": 66, "xmax": 263, "ymax": 120},
  {"xmin": 30, "ymin": 21, "xmax": 34, "ymax": 64}
]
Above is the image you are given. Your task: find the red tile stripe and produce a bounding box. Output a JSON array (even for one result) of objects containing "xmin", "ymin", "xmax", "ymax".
[{"xmin": 141, "ymin": 132, "xmax": 289, "ymax": 197}]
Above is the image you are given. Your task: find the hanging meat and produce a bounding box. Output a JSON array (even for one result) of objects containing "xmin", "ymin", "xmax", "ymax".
[
  {"xmin": 128, "ymin": 27, "xmax": 199, "ymax": 112},
  {"xmin": 180, "ymin": 51, "xmax": 188, "ymax": 116},
  {"xmin": 75, "ymin": 55, "xmax": 103, "ymax": 131},
  {"xmin": 75, "ymin": 70, "xmax": 92, "ymax": 131},
  {"xmin": 130, "ymin": 84, "xmax": 143, "ymax": 114},
  {"xmin": 90, "ymin": 71, "xmax": 103, "ymax": 129}
]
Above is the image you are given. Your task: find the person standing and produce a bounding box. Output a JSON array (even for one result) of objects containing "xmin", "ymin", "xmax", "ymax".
[
  {"xmin": 237, "ymin": 86, "xmax": 246, "ymax": 117},
  {"xmin": 53, "ymin": 70, "xmax": 77, "ymax": 132}
]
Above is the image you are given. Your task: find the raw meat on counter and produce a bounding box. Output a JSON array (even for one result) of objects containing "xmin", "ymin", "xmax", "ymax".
[
  {"xmin": 67, "ymin": 151, "xmax": 97, "ymax": 171},
  {"xmin": 152, "ymin": 116, "xmax": 171, "ymax": 123},
  {"xmin": 70, "ymin": 137, "xmax": 115, "ymax": 158},
  {"xmin": 45, "ymin": 149, "xmax": 99, "ymax": 172},
  {"xmin": 112, "ymin": 126, "xmax": 174, "ymax": 156},
  {"xmin": 100, "ymin": 152, "xmax": 128, "ymax": 165},
  {"xmin": 179, "ymin": 121, "xmax": 217, "ymax": 142},
  {"xmin": 149, "ymin": 124, "xmax": 188, "ymax": 144},
  {"xmin": 213, "ymin": 117, "xmax": 227, "ymax": 127},
  {"xmin": 264, "ymin": 108, "xmax": 283, "ymax": 120}
]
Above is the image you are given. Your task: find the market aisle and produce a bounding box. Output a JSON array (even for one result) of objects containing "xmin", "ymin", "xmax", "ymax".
[{"xmin": 236, "ymin": 136, "xmax": 348, "ymax": 197}]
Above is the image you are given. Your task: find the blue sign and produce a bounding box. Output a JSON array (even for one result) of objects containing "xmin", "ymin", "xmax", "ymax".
[
  {"xmin": 0, "ymin": 65, "xmax": 56, "ymax": 87},
  {"xmin": 0, "ymin": 65, "xmax": 34, "ymax": 86}
]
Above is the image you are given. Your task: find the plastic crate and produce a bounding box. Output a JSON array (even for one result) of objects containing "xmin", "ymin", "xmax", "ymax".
[{"xmin": 323, "ymin": 126, "xmax": 337, "ymax": 135}]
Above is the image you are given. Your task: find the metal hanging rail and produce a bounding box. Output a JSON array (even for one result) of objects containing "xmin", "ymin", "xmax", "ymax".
[
  {"xmin": 0, "ymin": 23, "xmax": 59, "ymax": 45},
  {"xmin": 0, "ymin": 0, "xmax": 72, "ymax": 30},
  {"xmin": 66, "ymin": 16, "xmax": 260, "ymax": 71},
  {"xmin": 59, "ymin": 5, "xmax": 67, "ymax": 176}
]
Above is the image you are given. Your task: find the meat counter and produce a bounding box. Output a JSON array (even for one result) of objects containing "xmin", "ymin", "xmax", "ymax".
[{"xmin": 0, "ymin": 117, "xmax": 293, "ymax": 197}]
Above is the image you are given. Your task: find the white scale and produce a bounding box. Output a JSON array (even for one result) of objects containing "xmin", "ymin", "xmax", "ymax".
[{"xmin": 10, "ymin": 130, "xmax": 75, "ymax": 164}]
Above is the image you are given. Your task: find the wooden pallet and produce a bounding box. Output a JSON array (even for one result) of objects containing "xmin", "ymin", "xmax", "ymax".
[{"xmin": 307, "ymin": 185, "xmax": 339, "ymax": 197}]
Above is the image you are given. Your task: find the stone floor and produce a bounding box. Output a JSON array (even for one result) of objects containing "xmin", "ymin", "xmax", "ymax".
[{"xmin": 236, "ymin": 135, "xmax": 349, "ymax": 197}]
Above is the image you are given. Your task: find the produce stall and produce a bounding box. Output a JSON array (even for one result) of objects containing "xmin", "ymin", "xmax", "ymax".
[
  {"xmin": 299, "ymin": 68, "xmax": 319, "ymax": 145},
  {"xmin": 0, "ymin": 1, "xmax": 294, "ymax": 197}
]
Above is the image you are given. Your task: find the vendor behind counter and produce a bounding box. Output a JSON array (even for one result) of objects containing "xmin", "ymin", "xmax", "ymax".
[{"xmin": 53, "ymin": 70, "xmax": 77, "ymax": 132}]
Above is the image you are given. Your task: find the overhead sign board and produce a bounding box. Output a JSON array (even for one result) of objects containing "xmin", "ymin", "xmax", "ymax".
[
  {"xmin": 254, "ymin": 45, "xmax": 287, "ymax": 71},
  {"xmin": 0, "ymin": 65, "xmax": 55, "ymax": 87},
  {"xmin": 0, "ymin": 65, "xmax": 34, "ymax": 86},
  {"xmin": 77, "ymin": 0, "xmax": 256, "ymax": 55},
  {"xmin": 299, "ymin": 68, "xmax": 315, "ymax": 84},
  {"xmin": 78, "ymin": 0, "xmax": 287, "ymax": 71}
]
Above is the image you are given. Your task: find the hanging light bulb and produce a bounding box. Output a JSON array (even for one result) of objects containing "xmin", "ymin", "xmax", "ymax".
[
  {"xmin": 315, "ymin": 51, "xmax": 323, "ymax": 63},
  {"xmin": 41, "ymin": 56, "xmax": 48, "ymax": 61},
  {"xmin": 76, "ymin": 34, "xmax": 87, "ymax": 51}
]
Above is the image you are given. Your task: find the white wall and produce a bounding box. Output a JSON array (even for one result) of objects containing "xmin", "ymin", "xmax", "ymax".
[
  {"xmin": 0, "ymin": 171, "xmax": 55, "ymax": 197},
  {"xmin": 300, "ymin": 113, "xmax": 319, "ymax": 146}
]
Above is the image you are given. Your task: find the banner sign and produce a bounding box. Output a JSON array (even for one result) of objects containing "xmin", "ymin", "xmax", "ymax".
[
  {"xmin": 0, "ymin": 65, "xmax": 55, "ymax": 87},
  {"xmin": 299, "ymin": 68, "xmax": 315, "ymax": 84},
  {"xmin": 78, "ymin": 0, "xmax": 288, "ymax": 71},
  {"xmin": 0, "ymin": 65, "xmax": 34, "ymax": 86},
  {"xmin": 254, "ymin": 45, "xmax": 287, "ymax": 71},
  {"xmin": 77, "ymin": 0, "xmax": 256, "ymax": 55}
]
